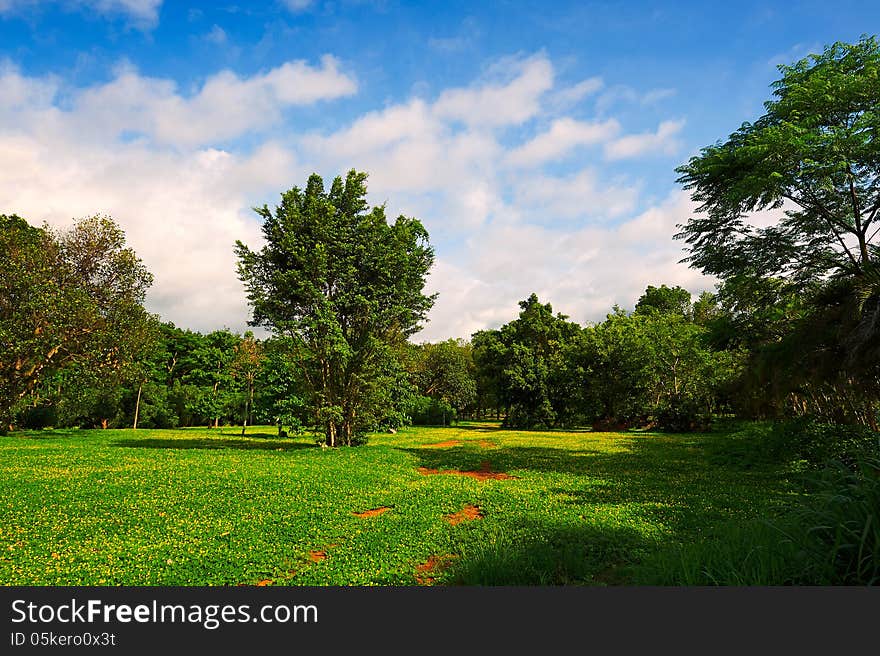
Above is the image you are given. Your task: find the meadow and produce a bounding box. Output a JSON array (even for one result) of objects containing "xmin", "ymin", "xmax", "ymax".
[{"xmin": 0, "ymin": 423, "xmax": 800, "ymax": 586}]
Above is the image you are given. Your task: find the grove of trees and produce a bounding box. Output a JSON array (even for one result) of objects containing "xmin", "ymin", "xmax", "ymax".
[{"xmin": 2, "ymin": 37, "xmax": 879, "ymax": 444}]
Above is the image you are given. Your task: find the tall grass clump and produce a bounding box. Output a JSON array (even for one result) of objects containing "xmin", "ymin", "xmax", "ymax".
[{"xmin": 633, "ymin": 456, "xmax": 880, "ymax": 585}]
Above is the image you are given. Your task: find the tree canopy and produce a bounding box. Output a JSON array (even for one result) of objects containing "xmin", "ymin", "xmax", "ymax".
[
  {"xmin": 235, "ymin": 170, "xmax": 435, "ymax": 446},
  {"xmin": 676, "ymin": 36, "xmax": 880, "ymax": 285},
  {"xmin": 675, "ymin": 36, "xmax": 880, "ymax": 427},
  {"xmin": 0, "ymin": 214, "xmax": 155, "ymax": 431}
]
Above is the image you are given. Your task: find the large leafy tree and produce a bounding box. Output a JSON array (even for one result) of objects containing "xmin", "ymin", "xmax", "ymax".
[
  {"xmin": 634, "ymin": 284, "xmax": 693, "ymax": 318},
  {"xmin": 473, "ymin": 294, "xmax": 580, "ymax": 429},
  {"xmin": 0, "ymin": 214, "xmax": 155, "ymax": 431},
  {"xmin": 572, "ymin": 297, "xmax": 737, "ymax": 432},
  {"xmin": 676, "ymin": 36, "xmax": 880, "ymax": 285},
  {"xmin": 235, "ymin": 170, "xmax": 435, "ymax": 446},
  {"xmin": 675, "ymin": 36, "xmax": 880, "ymax": 426}
]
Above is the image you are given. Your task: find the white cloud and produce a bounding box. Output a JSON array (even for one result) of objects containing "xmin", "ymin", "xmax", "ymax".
[
  {"xmin": 70, "ymin": 55, "xmax": 357, "ymax": 146},
  {"xmin": 300, "ymin": 99, "xmax": 503, "ymax": 218},
  {"xmin": 0, "ymin": 52, "xmax": 698, "ymax": 341},
  {"xmin": 505, "ymin": 117, "xmax": 620, "ymax": 167},
  {"xmin": 281, "ymin": 0, "xmax": 313, "ymax": 11},
  {"xmin": 418, "ymin": 190, "xmax": 714, "ymax": 341},
  {"xmin": 432, "ymin": 54, "xmax": 554, "ymax": 127},
  {"xmin": 0, "ymin": 63, "xmax": 60, "ymax": 110},
  {"xmin": 204, "ymin": 24, "xmax": 227, "ymax": 45},
  {"xmin": 513, "ymin": 168, "xmax": 639, "ymax": 221},
  {"xmin": 596, "ymin": 84, "xmax": 676, "ymax": 115},
  {"xmin": 604, "ymin": 119, "xmax": 685, "ymax": 160},
  {"xmin": 0, "ymin": 132, "xmax": 277, "ymax": 333},
  {"xmin": 0, "ymin": 0, "xmax": 163, "ymax": 28},
  {"xmin": 552, "ymin": 77, "xmax": 604, "ymax": 109},
  {"xmin": 0, "ymin": 59, "xmax": 347, "ymax": 333}
]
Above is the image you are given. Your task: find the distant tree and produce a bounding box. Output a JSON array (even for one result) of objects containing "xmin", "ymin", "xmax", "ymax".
[
  {"xmin": 0, "ymin": 214, "xmax": 154, "ymax": 432},
  {"xmin": 634, "ymin": 284, "xmax": 693, "ymax": 318},
  {"xmin": 231, "ymin": 332, "xmax": 263, "ymax": 435},
  {"xmin": 408, "ymin": 339, "xmax": 477, "ymax": 425},
  {"xmin": 575, "ymin": 304, "xmax": 736, "ymax": 432},
  {"xmin": 470, "ymin": 329, "xmax": 506, "ymax": 419},
  {"xmin": 196, "ymin": 330, "xmax": 240, "ymax": 428},
  {"xmin": 691, "ymin": 291, "xmax": 721, "ymax": 326},
  {"xmin": 473, "ymin": 294, "xmax": 580, "ymax": 429},
  {"xmin": 235, "ymin": 170, "xmax": 435, "ymax": 446},
  {"xmin": 255, "ymin": 336, "xmax": 307, "ymax": 435}
]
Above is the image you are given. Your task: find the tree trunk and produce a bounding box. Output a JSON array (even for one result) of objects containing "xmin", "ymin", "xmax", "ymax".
[
  {"xmin": 327, "ymin": 421, "xmax": 336, "ymax": 448},
  {"xmin": 241, "ymin": 398, "xmax": 248, "ymax": 437},
  {"xmin": 865, "ymin": 402, "xmax": 878, "ymax": 432},
  {"xmin": 133, "ymin": 379, "xmax": 143, "ymax": 430},
  {"xmin": 248, "ymin": 379, "xmax": 254, "ymax": 427}
]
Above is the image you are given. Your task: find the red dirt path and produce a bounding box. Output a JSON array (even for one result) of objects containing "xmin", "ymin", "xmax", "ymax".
[
  {"xmin": 353, "ymin": 506, "xmax": 391, "ymax": 518},
  {"xmin": 415, "ymin": 554, "xmax": 457, "ymax": 585},
  {"xmin": 445, "ymin": 504, "xmax": 483, "ymax": 525},
  {"xmin": 425, "ymin": 439, "xmax": 462, "ymax": 448},
  {"xmin": 417, "ymin": 460, "xmax": 517, "ymax": 481}
]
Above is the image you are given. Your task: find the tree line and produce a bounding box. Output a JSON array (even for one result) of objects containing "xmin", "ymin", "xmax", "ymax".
[{"xmin": 2, "ymin": 36, "xmax": 879, "ymax": 441}]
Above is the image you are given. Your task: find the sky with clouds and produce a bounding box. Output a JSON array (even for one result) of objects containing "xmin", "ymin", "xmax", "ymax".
[{"xmin": 1, "ymin": 1, "xmax": 878, "ymax": 341}]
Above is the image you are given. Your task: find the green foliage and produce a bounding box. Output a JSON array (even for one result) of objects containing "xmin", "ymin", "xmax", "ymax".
[
  {"xmin": 774, "ymin": 418, "xmax": 879, "ymax": 469},
  {"xmin": 473, "ymin": 294, "xmax": 581, "ymax": 429},
  {"xmin": 254, "ymin": 336, "xmax": 306, "ymax": 434},
  {"xmin": 710, "ymin": 418, "xmax": 879, "ymax": 472},
  {"xmin": 406, "ymin": 394, "xmax": 456, "ymax": 426},
  {"xmin": 676, "ymin": 36, "xmax": 880, "ymax": 284},
  {"xmin": 0, "ymin": 214, "xmax": 155, "ymax": 430},
  {"xmin": 634, "ymin": 284, "xmax": 693, "ymax": 318},
  {"xmin": 573, "ymin": 296, "xmax": 738, "ymax": 431},
  {"xmin": 407, "ymin": 339, "xmax": 477, "ymax": 420},
  {"xmin": 235, "ymin": 170, "xmax": 435, "ymax": 446},
  {"xmin": 676, "ymin": 36, "xmax": 880, "ymax": 428}
]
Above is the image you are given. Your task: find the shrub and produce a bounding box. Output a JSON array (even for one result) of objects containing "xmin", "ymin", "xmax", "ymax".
[
  {"xmin": 654, "ymin": 398, "xmax": 713, "ymax": 432},
  {"xmin": 407, "ymin": 395, "xmax": 456, "ymax": 426},
  {"xmin": 19, "ymin": 405, "xmax": 58, "ymax": 429},
  {"xmin": 706, "ymin": 418, "xmax": 879, "ymax": 470},
  {"xmin": 772, "ymin": 418, "xmax": 879, "ymax": 469}
]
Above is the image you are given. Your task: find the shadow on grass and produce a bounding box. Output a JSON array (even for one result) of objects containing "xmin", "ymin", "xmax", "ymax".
[
  {"xmin": 12, "ymin": 429, "xmax": 96, "ymax": 440},
  {"xmin": 112, "ymin": 438, "xmax": 315, "ymax": 452},
  {"xmin": 213, "ymin": 431, "xmax": 293, "ymax": 440},
  {"xmin": 402, "ymin": 434, "xmax": 794, "ymax": 537},
  {"xmin": 425, "ymin": 424, "xmax": 503, "ymax": 432},
  {"xmin": 451, "ymin": 423, "xmax": 595, "ymax": 434},
  {"xmin": 447, "ymin": 519, "xmax": 651, "ymax": 585}
]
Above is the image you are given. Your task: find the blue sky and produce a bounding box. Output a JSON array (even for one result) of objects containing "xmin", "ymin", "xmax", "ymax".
[{"xmin": 2, "ymin": 1, "xmax": 878, "ymax": 339}]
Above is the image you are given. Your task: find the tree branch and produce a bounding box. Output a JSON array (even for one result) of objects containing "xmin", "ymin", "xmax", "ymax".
[{"xmin": 783, "ymin": 192, "xmax": 862, "ymax": 272}]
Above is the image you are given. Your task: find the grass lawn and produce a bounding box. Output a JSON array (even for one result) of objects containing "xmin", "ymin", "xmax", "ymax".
[{"xmin": 0, "ymin": 422, "xmax": 799, "ymax": 585}]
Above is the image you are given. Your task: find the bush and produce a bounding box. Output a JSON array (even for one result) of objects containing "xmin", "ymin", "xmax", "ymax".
[
  {"xmin": 773, "ymin": 418, "xmax": 879, "ymax": 469},
  {"xmin": 19, "ymin": 405, "xmax": 58, "ymax": 429},
  {"xmin": 407, "ymin": 395, "xmax": 456, "ymax": 426},
  {"xmin": 654, "ymin": 398, "xmax": 712, "ymax": 432},
  {"xmin": 707, "ymin": 418, "xmax": 879, "ymax": 470}
]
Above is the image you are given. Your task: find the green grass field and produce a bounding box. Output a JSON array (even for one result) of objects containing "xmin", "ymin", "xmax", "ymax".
[{"xmin": 0, "ymin": 423, "xmax": 799, "ymax": 586}]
